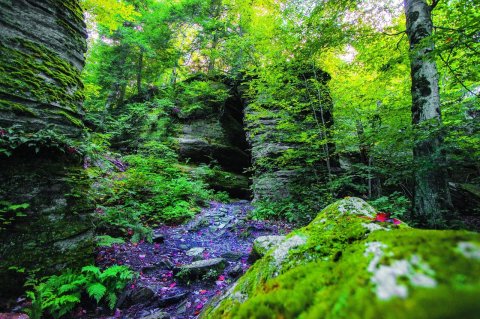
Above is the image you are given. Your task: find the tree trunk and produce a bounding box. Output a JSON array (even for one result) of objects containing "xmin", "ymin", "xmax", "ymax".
[{"xmin": 404, "ymin": 0, "xmax": 452, "ymax": 228}]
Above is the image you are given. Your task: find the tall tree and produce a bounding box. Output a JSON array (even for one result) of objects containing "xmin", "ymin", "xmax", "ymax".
[{"xmin": 404, "ymin": 0, "xmax": 452, "ymax": 227}]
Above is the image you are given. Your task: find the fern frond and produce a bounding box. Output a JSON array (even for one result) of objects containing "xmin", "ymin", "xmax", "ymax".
[
  {"xmin": 86, "ymin": 282, "xmax": 107, "ymax": 303},
  {"xmin": 81, "ymin": 265, "xmax": 101, "ymax": 277},
  {"xmin": 106, "ymin": 291, "xmax": 117, "ymax": 310}
]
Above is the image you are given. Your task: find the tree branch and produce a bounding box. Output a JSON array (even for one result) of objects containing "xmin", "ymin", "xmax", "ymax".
[
  {"xmin": 438, "ymin": 52, "xmax": 480, "ymax": 98},
  {"xmin": 382, "ymin": 30, "xmax": 406, "ymax": 36},
  {"xmin": 430, "ymin": 0, "xmax": 441, "ymax": 10}
]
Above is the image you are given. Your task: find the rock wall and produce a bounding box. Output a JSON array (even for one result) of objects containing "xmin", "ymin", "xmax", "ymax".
[
  {"xmin": 0, "ymin": 0, "xmax": 92, "ymax": 301},
  {"xmin": 0, "ymin": 0, "xmax": 87, "ymax": 134},
  {"xmin": 174, "ymin": 75, "xmax": 251, "ymax": 198},
  {"xmin": 201, "ymin": 197, "xmax": 480, "ymax": 318},
  {"xmin": 244, "ymin": 67, "xmax": 335, "ymax": 202}
]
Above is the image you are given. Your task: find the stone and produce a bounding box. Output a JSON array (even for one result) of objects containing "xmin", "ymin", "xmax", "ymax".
[
  {"xmin": 186, "ymin": 247, "xmax": 206, "ymax": 259},
  {"xmin": 152, "ymin": 233, "xmax": 165, "ymax": 243},
  {"xmin": 155, "ymin": 259, "xmax": 174, "ymax": 270},
  {"xmin": 129, "ymin": 286, "xmax": 155, "ymax": 305},
  {"xmin": 175, "ymin": 258, "xmax": 226, "ymax": 281},
  {"xmin": 243, "ymin": 66, "xmax": 335, "ymax": 202},
  {"xmin": 200, "ymin": 197, "xmax": 480, "ymax": 319},
  {"xmin": 228, "ymin": 265, "xmax": 243, "ymax": 278},
  {"xmin": 0, "ymin": 0, "xmax": 92, "ymax": 299},
  {"xmin": 221, "ymin": 251, "xmax": 244, "ymax": 261},
  {"xmin": 249, "ymin": 235, "xmax": 286, "ymax": 261},
  {"xmin": 137, "ymin": 310, "xmax": 169, "ymax": 319},
  {"xmin": 141, "ymin": 266, "xmax": 158, "ymax": 275},
  {"xmin": 156, "ymin": 292, "xmax": 189, "ymax": 307}
]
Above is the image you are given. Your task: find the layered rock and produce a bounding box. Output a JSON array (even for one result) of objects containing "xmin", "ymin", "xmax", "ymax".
[
  {"xmin": 0, "ymin": 0, "xmax": 92, "ymax": 299},
  {"xmin": 201, "ymin": 197, "xmax": 480, "ymax": 318},
  {"xmin": 174, "ymin": 75, "xmax": 251, "ymax": 198},
  {"xmin": 0, "ymin": 0, "xmax": 87, "ymax": 135},
  {"xmin": 244, "ymin": 66, "xmax": 335, "ymax": 202}
]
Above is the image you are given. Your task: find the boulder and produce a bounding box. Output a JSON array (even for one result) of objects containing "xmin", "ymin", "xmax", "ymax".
[
  {"xmin": 249, "ymin": 235, "xmax": 286, "ymax": 261},
  {"xmin": 201, "ymin": 197, "xmax": 480, "ymax": 319},
  {"xmin": 175, "ymin": 258, "xmax": 226, "ymax": 281}
]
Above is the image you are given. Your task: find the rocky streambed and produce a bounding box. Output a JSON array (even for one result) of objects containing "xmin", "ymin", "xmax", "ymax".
[{"xmin": 95, "ymin": 201, "xmax": 291, "ymax": 319}]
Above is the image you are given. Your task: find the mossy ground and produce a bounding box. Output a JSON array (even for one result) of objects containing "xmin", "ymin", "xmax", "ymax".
[{"xmin": 202, "ymin": 198, "xmax": 480, "ymax": 319}]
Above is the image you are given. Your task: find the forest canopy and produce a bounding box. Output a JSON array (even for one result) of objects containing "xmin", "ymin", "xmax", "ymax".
[{"xmin": 78, "ymin": 0, "xmax": 479, "ymax": 228}]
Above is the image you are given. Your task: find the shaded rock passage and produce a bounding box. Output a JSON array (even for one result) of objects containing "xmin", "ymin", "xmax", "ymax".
[{"xmin": 96, "ymin": 201, "xmax": 291, "ymax": 318}]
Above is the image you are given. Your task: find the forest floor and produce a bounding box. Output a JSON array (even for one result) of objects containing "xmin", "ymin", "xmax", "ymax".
[{"xmin": 94, "ymin": 201, "xmax": 292, "ymax": 319}]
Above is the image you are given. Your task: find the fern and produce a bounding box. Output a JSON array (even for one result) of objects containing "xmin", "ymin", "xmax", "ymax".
[
  {"xmin": 24, "ymin": 265, "xmax": 136, "ymax": 317},
  {"xmin": 86, "ymin": 282, "xmax": 107, "ymax": 303},
  {"xmin": 106, "ymin": 291, "xmax": 118, "ymax": 310},
  {"xmin": 81, "ymin": 265, "xmax": 101, "ymax": 277}
]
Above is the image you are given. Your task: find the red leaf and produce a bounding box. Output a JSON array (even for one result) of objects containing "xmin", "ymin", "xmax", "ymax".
[{"xmin": 375, "ymin": 212, "xmax": 390, "ymax": 222}]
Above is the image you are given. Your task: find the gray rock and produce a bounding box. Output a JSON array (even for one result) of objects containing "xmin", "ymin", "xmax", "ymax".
[
  {"xmin": 228, "ymin": 265, "xmax": 243, "ymax": 278},
  {"xmin": 175, "ymin": 258, "xmax": 226, "ymax": 280},
  {"xmin": 221, "ymin": 251, "xmax": 244, "ymax": 261},
  {"xmin": 186, "ymin": 247, "xmax": 206, "ymax": 260},
  {"xmin": 129, "ymin": 286, "xmax": 155, "ymax": 305},
  {"xmin": 152, "ymin": 233, "xmax": 165, "ymax": 243},
  {"xmin": 250, "ymin": 235, "xmax": 286, "ymax": 261},
  {"xmin": 155, "ymin": 259, "xmax": 174, "ymax": 270},
  {"xmin": 137, "ymin": 309, "xmax": 170, "ymax": 319},
  {"xmin": 156, "ymin": 291, "xmax": 189, "ymax": 307}
]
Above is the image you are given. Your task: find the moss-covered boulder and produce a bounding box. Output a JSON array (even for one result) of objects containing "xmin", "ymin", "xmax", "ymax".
[{"xmin": 201, "ymin": 197, "xmax": 480, "ymax": 319}]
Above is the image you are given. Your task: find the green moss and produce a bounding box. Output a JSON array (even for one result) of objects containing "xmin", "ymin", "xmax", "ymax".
[
  {"xmin": 0, "ymin": 38, "xmax": 83, "ymax": 113},
  {"xmin": 0, "ymin": 99, "xmax": 38, "ymax": 117},
  {"xmin": 202, "ymin": 198, "xmax": 480, "ymax": 319},
  {"xmin": 52, "ymin": 110, "xmax": 84, "ymax": 128}
]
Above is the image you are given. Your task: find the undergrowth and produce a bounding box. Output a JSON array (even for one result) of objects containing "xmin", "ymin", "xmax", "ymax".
[{"xmin": 24, "ymin": 265, "xmax": 134, "ymax": 319}]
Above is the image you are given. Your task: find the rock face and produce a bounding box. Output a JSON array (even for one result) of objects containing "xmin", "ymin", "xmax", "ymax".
[
  {"xmin": 0, "ymin": 0, "xmax": 92, "ymax": 299},
  {"xmin": 244, "ymin": 66, "xmax": 335, "ymax": 202},
  {"xmin": 201, "ymin": 197, "xmax": 480, "ymax": 318},
  {"xmin": 173, "ymin": 75, "xmax": 251, "ymax": 198},
  {"xmin": 0, "ymin": 0, "xmax": 87, "ymax": 135}
]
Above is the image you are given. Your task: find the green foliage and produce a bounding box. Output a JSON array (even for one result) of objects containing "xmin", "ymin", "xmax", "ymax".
[
  {"xmin": 175, "ymin": 79, "xmax": 230, "ymax": 118},
  {"xmin": 25, "ymin": 265, "xmax": 134, "ymax": 319},
  {"xmin": 95, "ymin": 235, "xmax": 125, "ymax": 247},
  {"xmin": 0, "ymin": 201, "xmax": 29, "ymax": 230},
  {"xmin": 94, "ymin": 150, "xmax": 217, "ymax": 235},
  {"xmin": 369, "ymin": 192, "xmax": 411, "ymax": 220},
  {"xmin": 0, "ymin": 125, "xmax": 82, "ymax": 157}
]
